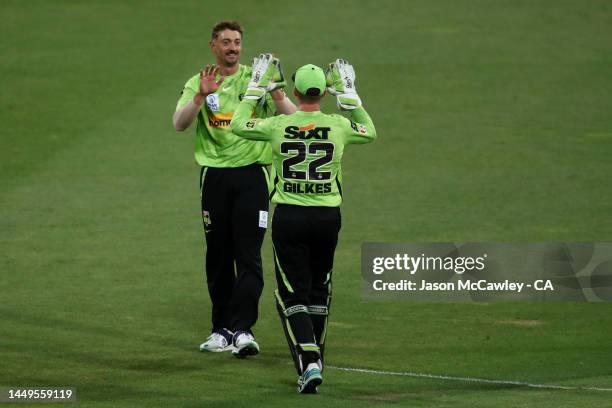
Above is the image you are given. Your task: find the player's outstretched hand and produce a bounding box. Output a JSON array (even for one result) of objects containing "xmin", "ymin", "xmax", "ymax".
[
  {"xmin": 245, "ymin": 53, "xmax": 279, "ymax": 100},
  {"xmin": 325, "ymin": 58, "xmax": 362, "ymax": 110},
  {"xmin": 199, "ymin": 65, "xmax": 225, "ymax": 96}
]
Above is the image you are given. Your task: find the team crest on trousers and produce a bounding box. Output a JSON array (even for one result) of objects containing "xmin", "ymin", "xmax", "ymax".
[{"xmin": 202, "ymin": 210, "xmax": 212, "ymax": 232}]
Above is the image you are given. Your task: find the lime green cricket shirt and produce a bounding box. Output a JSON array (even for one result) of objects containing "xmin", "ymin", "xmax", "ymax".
[
  {"xmin": 230, "ymin": 100, "xmax": 377, "ymax": 207},
  {"xmin": 176, "ymin": 64, "xmax": 275, "ymax": 167}
]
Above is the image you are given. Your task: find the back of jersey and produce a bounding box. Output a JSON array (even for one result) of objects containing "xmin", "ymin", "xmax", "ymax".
[{"xmin": 269, "ymin": 110, "xmax": 349, "ymax": 207}]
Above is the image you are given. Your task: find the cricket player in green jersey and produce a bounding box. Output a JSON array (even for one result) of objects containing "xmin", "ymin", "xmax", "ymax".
[
  {"xmin": 230, "ymin": 57, "xmax": 377, "ymax": 393},
  {"xmin": 173, "ymin": 21, "xmax": 297, "ymax": 358}
]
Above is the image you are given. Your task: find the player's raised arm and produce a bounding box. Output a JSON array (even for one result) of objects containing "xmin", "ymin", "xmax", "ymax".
[
  {"xmin": 271, "ymin": 89, "xmax": 298, "ymax": 114},
  {"xmin": 231, "ymin": 101, "xmax": 276, "ymax": 141},
  {"xmin": 344, "ymin": 106, "xmax": 377, "ymax": 144},
  {"xmin": 173, "ymin": 65, "xmax": 225, "ymax": 131},
  {"xmin": 326, "ymin": 58, "xmax": 377, "ymax": 144},
  {"xmin": 268, "ymin": 59, "xmax": 298, "ymax": 114},
  {"xmin": 258, "ymin": 55, "xmax": 297, "ymax": 115},
  {"xmin": 230, "ymin": 53, "xmax": 279, "ymax": 140}
]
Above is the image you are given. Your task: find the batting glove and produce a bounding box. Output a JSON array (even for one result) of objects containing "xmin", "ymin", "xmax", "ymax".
[
  {"xmin": 245, "ymin": 53, "xmax": 279, "ymax": 100},
  {"xmin": 325, "ymin": 58, "xmax": 362, "ymax": 110}
]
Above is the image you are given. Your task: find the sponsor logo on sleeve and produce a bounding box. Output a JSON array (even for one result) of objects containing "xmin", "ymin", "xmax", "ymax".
[
  {"xmin": 206, "ymin": 93, "xmax": 220, "ymax": 112},
  {"xmin": 350, "ymin": 121, "xmax": 367, "ymax": 134}
]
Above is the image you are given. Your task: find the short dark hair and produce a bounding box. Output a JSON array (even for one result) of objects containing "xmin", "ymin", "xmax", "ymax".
[
  {"xmin": 211, "ymin": 20, "xmax": 243, "ymax": 40},
  {"xmin": 295, "ymin": 89, "xmax": 324, "ymax": 103}
]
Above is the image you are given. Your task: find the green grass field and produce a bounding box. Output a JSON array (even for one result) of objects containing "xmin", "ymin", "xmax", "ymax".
[{"xmin": 2, "ymin": 1, "xmax": 612, "ymax": 407}]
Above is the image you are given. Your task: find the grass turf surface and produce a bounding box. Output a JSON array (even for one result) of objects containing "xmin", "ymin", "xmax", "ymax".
[{"xmin": 1, "ymin": 0, "xmax": 612, "ymax": 407}]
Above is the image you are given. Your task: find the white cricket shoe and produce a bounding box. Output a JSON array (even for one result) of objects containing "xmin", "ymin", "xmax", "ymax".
[
  {"xmin": 297, "ymin": 362, "xmax": 323, "ymax": 394},
  {"xmin": 199, "ymin": 329, "xmax": 233, "ymax": 352},
  {"xmin": 231, "ymin": 331, "xmax": 260, "ymax": 358}
]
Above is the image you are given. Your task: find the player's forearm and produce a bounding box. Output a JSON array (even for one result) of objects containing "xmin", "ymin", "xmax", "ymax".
[
  {"xmin": 271, "ymin": 90, "xmax": 297, "ymax": 115},
  {"xmin": 231, "ymin": 99, "xmax": 256, "ymax": 131},
  {"xmin": 172, "ymin": 94, "xmax": 205, "ymax": 131},
  {"xmin": 349, "ymin": 106, "xmax": 378, "ymax": 142},
  {"xmin": 230, "ymin": 99, "xmax": 267, "ymax": 140}
]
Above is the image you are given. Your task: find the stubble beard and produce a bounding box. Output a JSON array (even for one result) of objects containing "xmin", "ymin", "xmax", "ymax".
[{"xmin": 222, "ymin": 52, "xmax": 239, "ymax": 67}]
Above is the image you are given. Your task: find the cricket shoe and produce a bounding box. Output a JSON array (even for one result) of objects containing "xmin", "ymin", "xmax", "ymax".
[
  {"xmin": 297, "ymin": 363, "xmax": 323, "ymax": 394},
  {"xmin": 231, "ymin": 331, "xmax": 260, "ymax": 358},
  {"xmin": 199, "ymin": 328, "xmax": 234, "ymax": 352}
]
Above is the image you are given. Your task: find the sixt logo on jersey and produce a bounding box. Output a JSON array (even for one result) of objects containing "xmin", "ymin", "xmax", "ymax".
[{"xmin": 284, "ymin": 124, "xmax": 331, "ymax": 140}]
